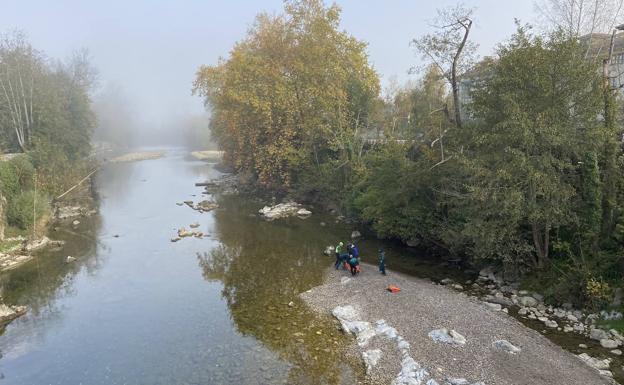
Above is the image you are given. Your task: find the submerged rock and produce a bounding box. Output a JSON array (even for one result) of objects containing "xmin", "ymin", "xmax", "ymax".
[{"xmin": 196, "ymin": 200, "xmax": 218, "ymax": 212}]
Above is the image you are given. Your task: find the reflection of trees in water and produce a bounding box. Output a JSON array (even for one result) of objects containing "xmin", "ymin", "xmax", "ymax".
[
  {"xmin": 0, "ymin": 213, "xmax": 103, "ymax": 327},
  {"xmin": 197, "ymin": 242, "xmax": 363, "ymax": 384}
]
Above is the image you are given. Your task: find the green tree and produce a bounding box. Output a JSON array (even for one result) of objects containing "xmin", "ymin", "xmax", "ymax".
[
  {"xmin": 466, "ymin": 26, "xmax": 604, "ymax": 268},
  {"xmin": 194, "ymin": 0, "xmax": 379, "ymax": 196}
]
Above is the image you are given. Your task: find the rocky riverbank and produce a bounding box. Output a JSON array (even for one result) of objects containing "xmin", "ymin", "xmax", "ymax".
[{"xmin": 301, "ymin": 265, "xmax": 614, "ymax": 385}]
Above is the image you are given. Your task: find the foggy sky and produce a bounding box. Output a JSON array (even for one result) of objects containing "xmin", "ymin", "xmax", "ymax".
[{"xmin": 2, "ymin": 0, "xmax": 534, "ymax": 129}]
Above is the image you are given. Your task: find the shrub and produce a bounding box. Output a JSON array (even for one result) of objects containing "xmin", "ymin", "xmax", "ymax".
[
  {"xmin": 584, "ymin": 277, "xmax": 613, "ymax": 311},
  {"xmin": 6, "ymin": 190, "xmax": 50, "ymax": 231}
]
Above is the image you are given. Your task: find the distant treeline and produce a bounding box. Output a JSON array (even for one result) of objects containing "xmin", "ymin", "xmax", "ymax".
[{"xmin": 194, "ymin": 0, "xmax": 624, "ymax": 307}]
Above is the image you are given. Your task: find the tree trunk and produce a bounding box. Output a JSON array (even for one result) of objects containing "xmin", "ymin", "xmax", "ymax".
[{"xmin": 452, "ymin": 19, "xmax": 472, "ymax": 129}]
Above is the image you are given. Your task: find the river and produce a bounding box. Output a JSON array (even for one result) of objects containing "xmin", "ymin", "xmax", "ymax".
[
  {"xmin": 1, "ymin": 148, "xmax": 620, "ymax": 385},
  {"xmin": 0, "ymin": 149, "xmax": 377, "ymax": 384}
]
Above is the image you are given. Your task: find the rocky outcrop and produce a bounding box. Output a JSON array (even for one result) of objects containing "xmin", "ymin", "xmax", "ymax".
[
  {"xmin": 55, "ymin": 205, "xmax": 96, "ymax": 220},
  {"xmin": 259, "ymin": 202, "xmax": 312, "ymax": 221},
  {"xmin": 0, "ymin": 303, "xmax": 26, "ymax": 324}
]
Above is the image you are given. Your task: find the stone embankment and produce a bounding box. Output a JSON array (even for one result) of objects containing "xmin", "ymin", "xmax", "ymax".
[{"xmin": 302, "ymin": 266, "xmax": 613, "ymax": 385}]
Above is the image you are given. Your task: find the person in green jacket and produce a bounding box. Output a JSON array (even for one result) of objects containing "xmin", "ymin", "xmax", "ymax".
[{"xmin": 334, "ymin": 242, "xmax": 345, "ymax": 269}]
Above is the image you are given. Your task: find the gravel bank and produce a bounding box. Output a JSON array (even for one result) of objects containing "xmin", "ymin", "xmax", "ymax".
[
  {"xmin": 109, "ymin": 150, "xmax": 165, "ymax": 163},
  {"xmin": 301, "ymin": 264, "xmax": 613, "ymax": 385}
]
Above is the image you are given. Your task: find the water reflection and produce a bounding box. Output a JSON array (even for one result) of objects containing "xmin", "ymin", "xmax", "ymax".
[
  {"xmin": 1, "ymin": 212, "xmax": 102, "ymax": 324},
  {"xmin": 198, "ymin": 195, "xmax": 363, "ymax": 384}
]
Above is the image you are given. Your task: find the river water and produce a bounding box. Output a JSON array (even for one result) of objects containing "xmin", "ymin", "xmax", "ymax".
[
  {"xmin": 2, "ymin": 148, "xmax": 619, "ymax": 385},
  {"xmin": 0, "ymin": 149, "xmax": 375, "ymax": 385}
]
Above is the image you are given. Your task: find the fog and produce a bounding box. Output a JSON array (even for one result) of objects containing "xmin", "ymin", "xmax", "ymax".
[{"xmin": 1, "ymin": 0, "xmax": 534, "ymax": 147}]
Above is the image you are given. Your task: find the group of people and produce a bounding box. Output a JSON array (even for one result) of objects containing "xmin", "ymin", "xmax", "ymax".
[{"xmin": 334, "ymin": 241, "xmax": 387, "ymax": 276}]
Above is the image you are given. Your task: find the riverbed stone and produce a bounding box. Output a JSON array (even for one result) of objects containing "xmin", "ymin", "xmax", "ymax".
[
  {"xmin": 484, "ymin": 302, "xmax": 502, "ymax": 312},
  {"xmin": 544, "ymin": 319, "xmax": 558, "ymax": 328},
  {"xmin": 0, "ymin": 303, "xmax": 26, "ymax": 323},
  {"xmin": 351, "ymin": 230, "xmax": 361, "ymax": 239},
  {"xmin": 519, "ymin": 296, "xmax": 538, "ymax": 307},
  {"xmin": 578, "ymin": 353, "xmax": 611, "ymax": 370},
  {"xmin": 590, "ymin": 328, "xmax": 610, "ymax": 341},
  {"xmin": 428, "ymin": 328, "xmax": 466, "ymax": 345},
  {"xmin": 610, "ymin": 349, "xmax": 622, "ymax": 356},
  {"xmin": 485, "ymin": 295, "xmax": 514, "ymax": 308},
  {"xmin": 492, "ymin": 339, "xmax": 521, "ymax": 354},
  {"xmin": 600, "ymin": 339, "xmax": 620, "ymax": 349}
]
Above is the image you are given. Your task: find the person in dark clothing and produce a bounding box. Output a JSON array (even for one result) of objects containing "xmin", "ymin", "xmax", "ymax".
[
  {"xmin": 348, "ymin": 255, "xmax": 360, "ymax": 276},
  {"xmin": 349, "ymin": 243, "xmax": 360, "ymax": 259},
  {"xmin": 378, "ymin": 248, "xmax": 386, "ymax": 275}
]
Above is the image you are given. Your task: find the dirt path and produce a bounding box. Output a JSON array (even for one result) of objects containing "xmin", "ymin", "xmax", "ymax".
[{"xmin": 301, "ymin": 264, "xmax": 613, "ymax": 385}]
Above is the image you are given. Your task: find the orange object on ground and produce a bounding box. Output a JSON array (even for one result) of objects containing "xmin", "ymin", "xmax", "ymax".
[{"xmin": 387, "ymin": 285, "xmax": 401, "ymax": 293}]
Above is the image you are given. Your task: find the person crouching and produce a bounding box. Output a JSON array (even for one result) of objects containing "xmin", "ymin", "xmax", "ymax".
[{"xmin": 348, "ymin": 254, "xmax": 360, "ymax": 276}]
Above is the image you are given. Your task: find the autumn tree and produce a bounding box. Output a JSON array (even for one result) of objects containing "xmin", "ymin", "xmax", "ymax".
[{"xmin": 194, "ymin": 0, "xmax": 379, "ymax": 195}]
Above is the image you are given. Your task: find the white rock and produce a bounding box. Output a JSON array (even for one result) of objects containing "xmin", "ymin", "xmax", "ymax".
[
  {"xmin": 65, "ymin": 256, "xmax": 76, "ymax": 263},
  {"xmin": 351, "ymin": 230, "xmax": 361, "ymax": 239},
  {"xmin": 484, "ymin": 302, "xmax": 502, "ymax": 312},
  {"xmin": 446, "ymin": 379, "xmax": 469, "ymax": 385},
  {"xmin": 567, "ymin": 314, "xmax": 578, "ymax": 322},
  {"xmin": 579, "ymin": 344, "xmax": 588, "ymax": 349},
  {"xmin": 563, "ymin": 326, "xmax": 573, "ymax": 333},
  {"xmin": 428, "ymin": 328, "xmax": 466, "ymax": 345},
  {"xmin": 452, "ymin": 284, "xmax": 464, "ymax": 290},
  {"xmin": 610, "ymin": 349, "xmax": 622, "ymax": 356},
  {"xmin": 519, "ymin": 296, "xmax": 538, "ymax": 307},
  {"xmin": 590, "ymin": 328, "xmax": 610, "ymax": 341},
  {"xmin": 600, "ymin": 339, "xmax": 620, "ymax": 349},
  {"xmin": 296, "ymin": 208, "xmax": 312, "ymax": 218},
  {"xmin": 493, "ymin": 340, "xmax": 521, "ymax": 354},
  {"xmin": 544, "ymin": 319, "xmax": 558, "ymax": 328},
  {"xmin": 375, "ymin": 319, "xmax": 398, "ymax": 339},
  {"xmin": 72, "ymin": 220, "xmax": 80, "ymax": 226},
  {"xmin": 340, "ymin": 277, "xmax": 351, "ymax": 285},
  {"xmin": 362, "ymin": 349, "xmax": 382, "ymax": 374},
  {"xmin": 578, "ymin": 353, "xmax": 611, "ymax": 370},
  {"xmin": 598, "ymin": 370, "xmax": 613, "ymax": 378}
]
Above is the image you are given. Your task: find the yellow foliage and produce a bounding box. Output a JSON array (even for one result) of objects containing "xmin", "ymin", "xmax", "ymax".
[{"xmin": 193, "ymin": 0, "xmax": 380, "ymax": 192}]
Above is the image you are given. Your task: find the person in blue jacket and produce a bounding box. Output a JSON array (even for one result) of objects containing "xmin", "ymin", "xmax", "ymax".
[{"xmin": 378, "ymin": 248, "xmax": 386, "ymax": 275}]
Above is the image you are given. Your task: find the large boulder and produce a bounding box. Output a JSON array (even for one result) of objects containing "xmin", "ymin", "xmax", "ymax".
[
  {"xmin": 259, "ymin": 202, "xmax": 311, "ymax": 221},
  {"xmin": 518, "ymin": 296, "xmax": 538, "ymax": 307},
  {"xmin": 590, "ymin": 328, "xmax": 611, "ymax": 341}
]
